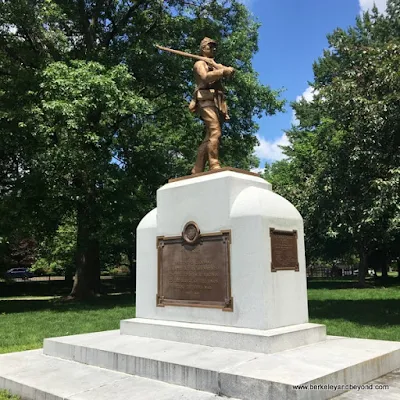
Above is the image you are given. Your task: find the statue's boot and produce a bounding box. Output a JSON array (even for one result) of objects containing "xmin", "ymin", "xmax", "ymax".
[
  {"xmin": 208, "ymin": 137, "xmax": 221, "ymax": 170},
  {"xmin": 191, "ymin": 140, "xmax": 208, "ymax": 174}
]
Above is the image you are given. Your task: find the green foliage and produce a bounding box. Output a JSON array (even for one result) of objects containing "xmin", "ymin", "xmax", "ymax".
[
  {"xmin": 0, "ymin": 0, "xmax": 283, "ymax": 295},
  {"xmin": 0, "ymin": 237, "xmax": 37, "ymax": 277},
  {"xmin": 265, "ymin": 3, "xmax": 400, "ymax": 279},
  {"xmin": 31, "ymin": 214, "xmax": 76, "ymax": 276},
  {"xmin": 107, "ymin": 265, "xmax": 131, "ymax": 276},
  {"xmin": 0, "ymin": 390, "xmax": 20, "ymax": 400}
]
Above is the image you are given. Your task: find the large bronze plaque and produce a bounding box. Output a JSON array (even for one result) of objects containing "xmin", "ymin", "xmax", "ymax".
[
  {"xmin": 157, "ymin": 224, "xmax": 233, "ymax": 311},
  {"xmin": 270, "ymin": 228, "xmax": 299, "ymax": 272}
]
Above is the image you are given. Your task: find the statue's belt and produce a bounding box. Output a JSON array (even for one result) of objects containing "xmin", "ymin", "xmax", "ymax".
[{"xmin": 196, "ymin": 89, "xmax": 224, "ymax": 101}]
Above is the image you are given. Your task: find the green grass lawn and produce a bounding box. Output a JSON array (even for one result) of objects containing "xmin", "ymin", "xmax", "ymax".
[
  {"xmin": 0, "ymin": 278, "xmax": 399, "ymax": 356},
  {"xmin": 308, "ymin": 278, "xmax": 400, "ymax": 341},
  {"xmin": 0, "ymin": 294, "xmax": 136, "ymax": 354},
  {"xmin": 0, "ymin": 279, "xmax": 399, "ymax": 400}
]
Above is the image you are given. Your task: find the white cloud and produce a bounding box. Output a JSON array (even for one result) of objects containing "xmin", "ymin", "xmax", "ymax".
[
  {"xmin": 296, "ymin": 86, "xmax": 317, "ymax": 103},
  {"xmin": 291, "ymin": 113, "xmax": 299, "ymax": 126},
  {"xmin": 359, "ymin": 0, "xmax": 387, "ymax": 14},
  {"xmin": 254, "ymin": 133, "xmax": 289, "ymax": 162},
  {"xmin": 291, "ymin": 86, "xmax": 319, "ymax": 125}
]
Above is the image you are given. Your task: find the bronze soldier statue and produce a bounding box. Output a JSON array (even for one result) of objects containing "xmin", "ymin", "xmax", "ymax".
[
  {"xmin": 156, "ymin": 38, "xmax": 234, "ymax": 174},
  {"xmin": 189, "ymin": 37, "xmax": 235, "ymax": 174}
]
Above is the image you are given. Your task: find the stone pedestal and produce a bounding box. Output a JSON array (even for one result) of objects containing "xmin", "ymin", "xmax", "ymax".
[{"xmin": 136, "ymin": 168, "xmax": 310, "ymax": 331}]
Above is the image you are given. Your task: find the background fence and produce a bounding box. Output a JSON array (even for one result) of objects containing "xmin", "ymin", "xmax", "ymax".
[
  {"xmin": 0, "ymin": 275, "xmax": 133, "ymax": 297},
  {"xmin": 307, "ymin": 266, "xmax": 358, "ymax": 278}
]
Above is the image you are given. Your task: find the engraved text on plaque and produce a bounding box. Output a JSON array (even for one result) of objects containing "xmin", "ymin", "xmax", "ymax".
[
  {"xmin": 270, "ymin": 228, "xmax": 299, "ymax": 272},
  {"xmin": 157, "ymin": 224, "xmax": 233, "ymax": 311}
]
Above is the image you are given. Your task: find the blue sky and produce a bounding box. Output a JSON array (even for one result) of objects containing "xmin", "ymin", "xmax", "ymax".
[{"xmin": 246, "ymin": 0, "xmax": 387, "ymax": 171}]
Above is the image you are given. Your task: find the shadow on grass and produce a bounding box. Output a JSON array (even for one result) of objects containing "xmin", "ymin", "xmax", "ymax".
[
  {"xmin": 0, "ymin": 293, "xmax": 135, "ymax": 315},
  {"xmin": 309, "ymin": 299, "xmax": 400, "ymax": 327},
  {"xmin": 0, "ymin": 278, "xmax": 133, "ymax": 298},
  {"xmin": 307, "ymin": 277, "xmax": 400, "ymax": 290}
]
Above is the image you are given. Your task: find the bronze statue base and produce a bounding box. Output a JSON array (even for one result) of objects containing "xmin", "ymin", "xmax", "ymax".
[{"xmin": 168, "ymin": 167, "xmax": 261, "ymax": 183}]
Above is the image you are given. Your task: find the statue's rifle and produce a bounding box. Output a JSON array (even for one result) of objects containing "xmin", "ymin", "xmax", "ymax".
[{"xmin": 155, "ymin": 44, "xmax": 226, "ymax": 70}]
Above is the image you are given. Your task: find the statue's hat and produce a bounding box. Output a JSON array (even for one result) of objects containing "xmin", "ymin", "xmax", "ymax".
[{"xmin": 200, "ymin": 37, "xmax": 217, "ymax": 48}]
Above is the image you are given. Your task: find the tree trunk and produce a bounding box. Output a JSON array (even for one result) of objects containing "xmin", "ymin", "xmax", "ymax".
[
  {"xmin": 366, "ymin": 252, "xmax": 374, "ymax": 277},
  {"xmin": 358, "ymin": 248, "xmax": 367, "ymax": 287},
  {"xmin": 381, "ymin": 250, "xmax": 388, "ymax": 278},
  {"xmin": 86, "ymin": 236, "xmax": 101, "ymax": 293},
  {"xmin": 70, "ymin": 201, "xmax": 91, "ymax": 299},
  {"xmin": 69, "ymin": 200, "xmax": 101, "ymax": 299},
  {"xmin": 127, "ymin": 250, "xmax": 136, "ymax": 295},
  {"xmin": 65, "ymin": 263, "xmax": 74, "ymax": 285}
]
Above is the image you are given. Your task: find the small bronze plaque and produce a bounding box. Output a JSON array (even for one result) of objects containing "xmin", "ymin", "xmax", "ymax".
[
  {"xmin": 157, "ymin": 224, "xmax": 233, "ymax": 311},
  {"xmin": 270, "ymin": 228, "xmax": 299, "ymax": 272}
]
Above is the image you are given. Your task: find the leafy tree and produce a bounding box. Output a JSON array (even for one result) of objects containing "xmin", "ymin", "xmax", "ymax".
[
  {"xmin": 32, "ymin": 213, "xmax": 76, "ymax": 277},
  {"xmin": 267, "ymin": 2, "xmax": 400, "ymax": 284},
  {"xmin": 0, "ymin": 0, "xmax": 283, "ymax": 298}
]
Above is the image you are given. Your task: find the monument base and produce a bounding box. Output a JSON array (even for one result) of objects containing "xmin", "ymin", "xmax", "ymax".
[
  {"xmin": 120, "ymin": 318, "xmax": 326, "ymax": 354},
  {"xmin": 1, "ymin": 329, "xmax": 400, "ymax": 400},
  {"xmin": 2, "ymin": 170, "xmax": 399, "ymax": 399}
]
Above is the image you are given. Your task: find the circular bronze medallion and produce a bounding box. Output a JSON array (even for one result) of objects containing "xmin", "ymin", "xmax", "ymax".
[{"xmin": 182, "ymin": 221, "xmax": 200, "ymax": 245}]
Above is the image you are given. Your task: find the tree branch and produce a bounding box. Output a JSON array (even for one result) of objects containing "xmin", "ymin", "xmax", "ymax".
[
  {"xmin": 146, "ymin": 90, "xmax": 169, "ymax": 100},
  {"xmin": 0, "ymin": 69, "xmax": 13, "ymax": 76},
  {"xmin": 103, "ymin": 0, "xmax": 148, "ymax": 47},
  {"xmin": 148, "ymin": 104, "xmax": 178, "ymax": 116},
  {"xmin": 0, "ymin": 44, "xmax": 37, "ymax": 69},
  {"xmin": 88, "ymin": 0, "xmax": 109, "ymax": 47},
  {"xmin": 78, "ymin": 0, "xmax": 94, "ymax": 52},
  {"xmin": 19, "ymin": 25, "xmax": 44, "ymax": 57}
]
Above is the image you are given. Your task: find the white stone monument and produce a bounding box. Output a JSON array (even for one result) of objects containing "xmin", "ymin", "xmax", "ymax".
[
  {"xmin": 121, "ymin": 168, "xmax": 326, "ymax": 353},
  {"xmin": 2, "ymin": 168, "xmax": 400, "ymax": 400}
]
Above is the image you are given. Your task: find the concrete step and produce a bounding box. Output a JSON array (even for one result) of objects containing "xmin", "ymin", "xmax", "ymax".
[
  {"xmin": 120, "ymin": 318, "xmax": 326, "ymax": 354},
  {"xmin": 334, "ymin": 369, "xmax": 400, "ymax": 399},
  {"xmin": 0, "ymin": 349, "xmax": 236, "ymax": 400},
  {"xmin": 41, "ymin": 330, "xmax": 400, "ymax": 400}
]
